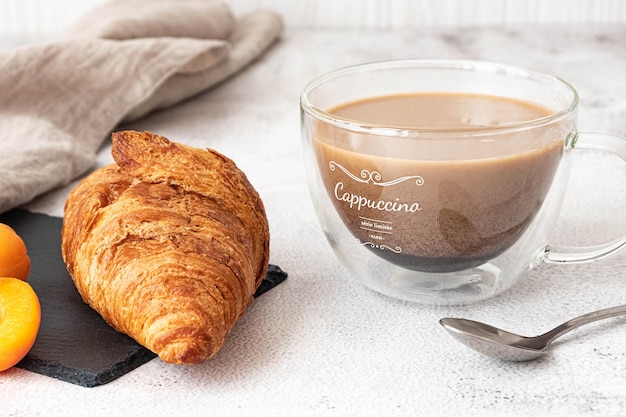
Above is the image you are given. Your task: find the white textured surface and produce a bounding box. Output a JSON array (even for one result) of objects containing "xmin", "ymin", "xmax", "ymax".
[
  {"xmin": 3, "ymin": 0, "xmax": 626, "ymax": 35},
  {"xmin": 2, "ymin": 25, "xmax": 626, "ymax": 416}
]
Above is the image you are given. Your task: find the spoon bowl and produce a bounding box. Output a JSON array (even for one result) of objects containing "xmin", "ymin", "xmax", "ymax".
[{"xmin": 440, "ymin": 304, "xmax": 626, "ymax": 361}]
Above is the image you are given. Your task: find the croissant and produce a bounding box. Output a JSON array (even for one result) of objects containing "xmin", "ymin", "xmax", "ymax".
[{"xmin": 61, "ymin": 130, "xmax": 270, "ymax": 364}]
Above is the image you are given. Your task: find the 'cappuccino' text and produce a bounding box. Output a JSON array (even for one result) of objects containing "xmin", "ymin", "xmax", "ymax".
[{"xmin": 334, "ymin": 182, "xmax": 422, "ymax": 213}]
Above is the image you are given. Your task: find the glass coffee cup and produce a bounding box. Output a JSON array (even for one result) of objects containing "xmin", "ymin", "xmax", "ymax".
[{"xmin": 301, "ymin": 59, "xmax": 626, "ymax": 305}]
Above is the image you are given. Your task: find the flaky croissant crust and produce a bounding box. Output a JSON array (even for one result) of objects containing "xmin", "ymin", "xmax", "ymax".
[{"xmin": 62, "ymin": 131, "xmax": 270, "ymax": 364}]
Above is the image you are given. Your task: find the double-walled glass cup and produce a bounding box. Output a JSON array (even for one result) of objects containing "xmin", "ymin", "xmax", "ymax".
[{"xmin": 301, "ymin": 59, "xmax": 626, "ymax": 305}]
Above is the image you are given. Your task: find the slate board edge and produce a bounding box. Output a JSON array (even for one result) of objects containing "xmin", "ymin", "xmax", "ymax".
[{"xmin": 18, "ymin": 348, "xmax": 158, "ymax": 388}]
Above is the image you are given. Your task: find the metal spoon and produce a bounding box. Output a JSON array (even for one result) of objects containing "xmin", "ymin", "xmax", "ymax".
[{"xmin": 439, "ymin": 304, "xmax": 626, "ymax": 361}]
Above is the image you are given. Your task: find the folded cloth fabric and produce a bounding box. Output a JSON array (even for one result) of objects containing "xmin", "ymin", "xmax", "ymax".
[{"xmin": 0, "ymin": 0, "xmax": 283, "ymax": 214}]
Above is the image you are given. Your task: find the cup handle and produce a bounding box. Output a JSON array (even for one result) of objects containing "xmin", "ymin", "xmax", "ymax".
[{"xmin": 542, "ymin": 131, "xmax": 626, "ymax": 264}]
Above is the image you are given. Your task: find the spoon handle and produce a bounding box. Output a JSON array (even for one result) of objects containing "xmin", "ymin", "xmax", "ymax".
[{"xmin": 540, "ymin": 304, "xmax": 626, "ymax": 345}]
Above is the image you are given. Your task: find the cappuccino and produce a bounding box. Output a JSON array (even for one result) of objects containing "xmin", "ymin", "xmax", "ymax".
[{"xmin": 314, "ymin": 92, "xmax": 565, "ymax": 272}]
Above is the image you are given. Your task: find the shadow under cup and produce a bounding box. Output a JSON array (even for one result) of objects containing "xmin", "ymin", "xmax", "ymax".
[{"xmin": 301, "ymin": 60, "xmax": 578, "ymax": 304}]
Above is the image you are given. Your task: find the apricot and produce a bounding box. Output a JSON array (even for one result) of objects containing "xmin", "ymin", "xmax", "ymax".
[
  {"xmin": 0, "ymin": 277, "xmax": 41, "ymax": 372},
  {"xmin": 0, "ymin": 224, "xmax": 30, "ymax": 281}
]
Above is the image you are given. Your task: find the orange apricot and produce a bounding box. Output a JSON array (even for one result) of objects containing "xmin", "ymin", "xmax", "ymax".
[
  {"xmin": 0, "ymin": 224, "xmax": 30, "ymax": 281},
  {"xmin": 0, "ymin": 277, "xmax": 41, "ymax": 372}
]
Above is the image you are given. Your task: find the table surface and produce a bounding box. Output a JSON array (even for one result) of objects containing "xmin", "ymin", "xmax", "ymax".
[{"xmin": 2, "ymin": 25, "xmax": 626, "ymax": 416}]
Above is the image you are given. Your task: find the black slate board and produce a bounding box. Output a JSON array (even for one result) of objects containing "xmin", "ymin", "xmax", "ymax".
[{"xmin": 0, "ymin": 209, "xmax": 287, "ymax": 387}]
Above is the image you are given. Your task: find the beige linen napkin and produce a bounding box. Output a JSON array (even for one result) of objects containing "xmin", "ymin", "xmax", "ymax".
[{"xmin": 0, "ymin": 0, "xmax": 283, "ymax": 214}]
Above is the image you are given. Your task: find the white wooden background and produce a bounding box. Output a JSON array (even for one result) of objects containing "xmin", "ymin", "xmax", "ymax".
[{"xmin": 1, "ymin": 0, "xmax": 626, "ymax": 35}]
